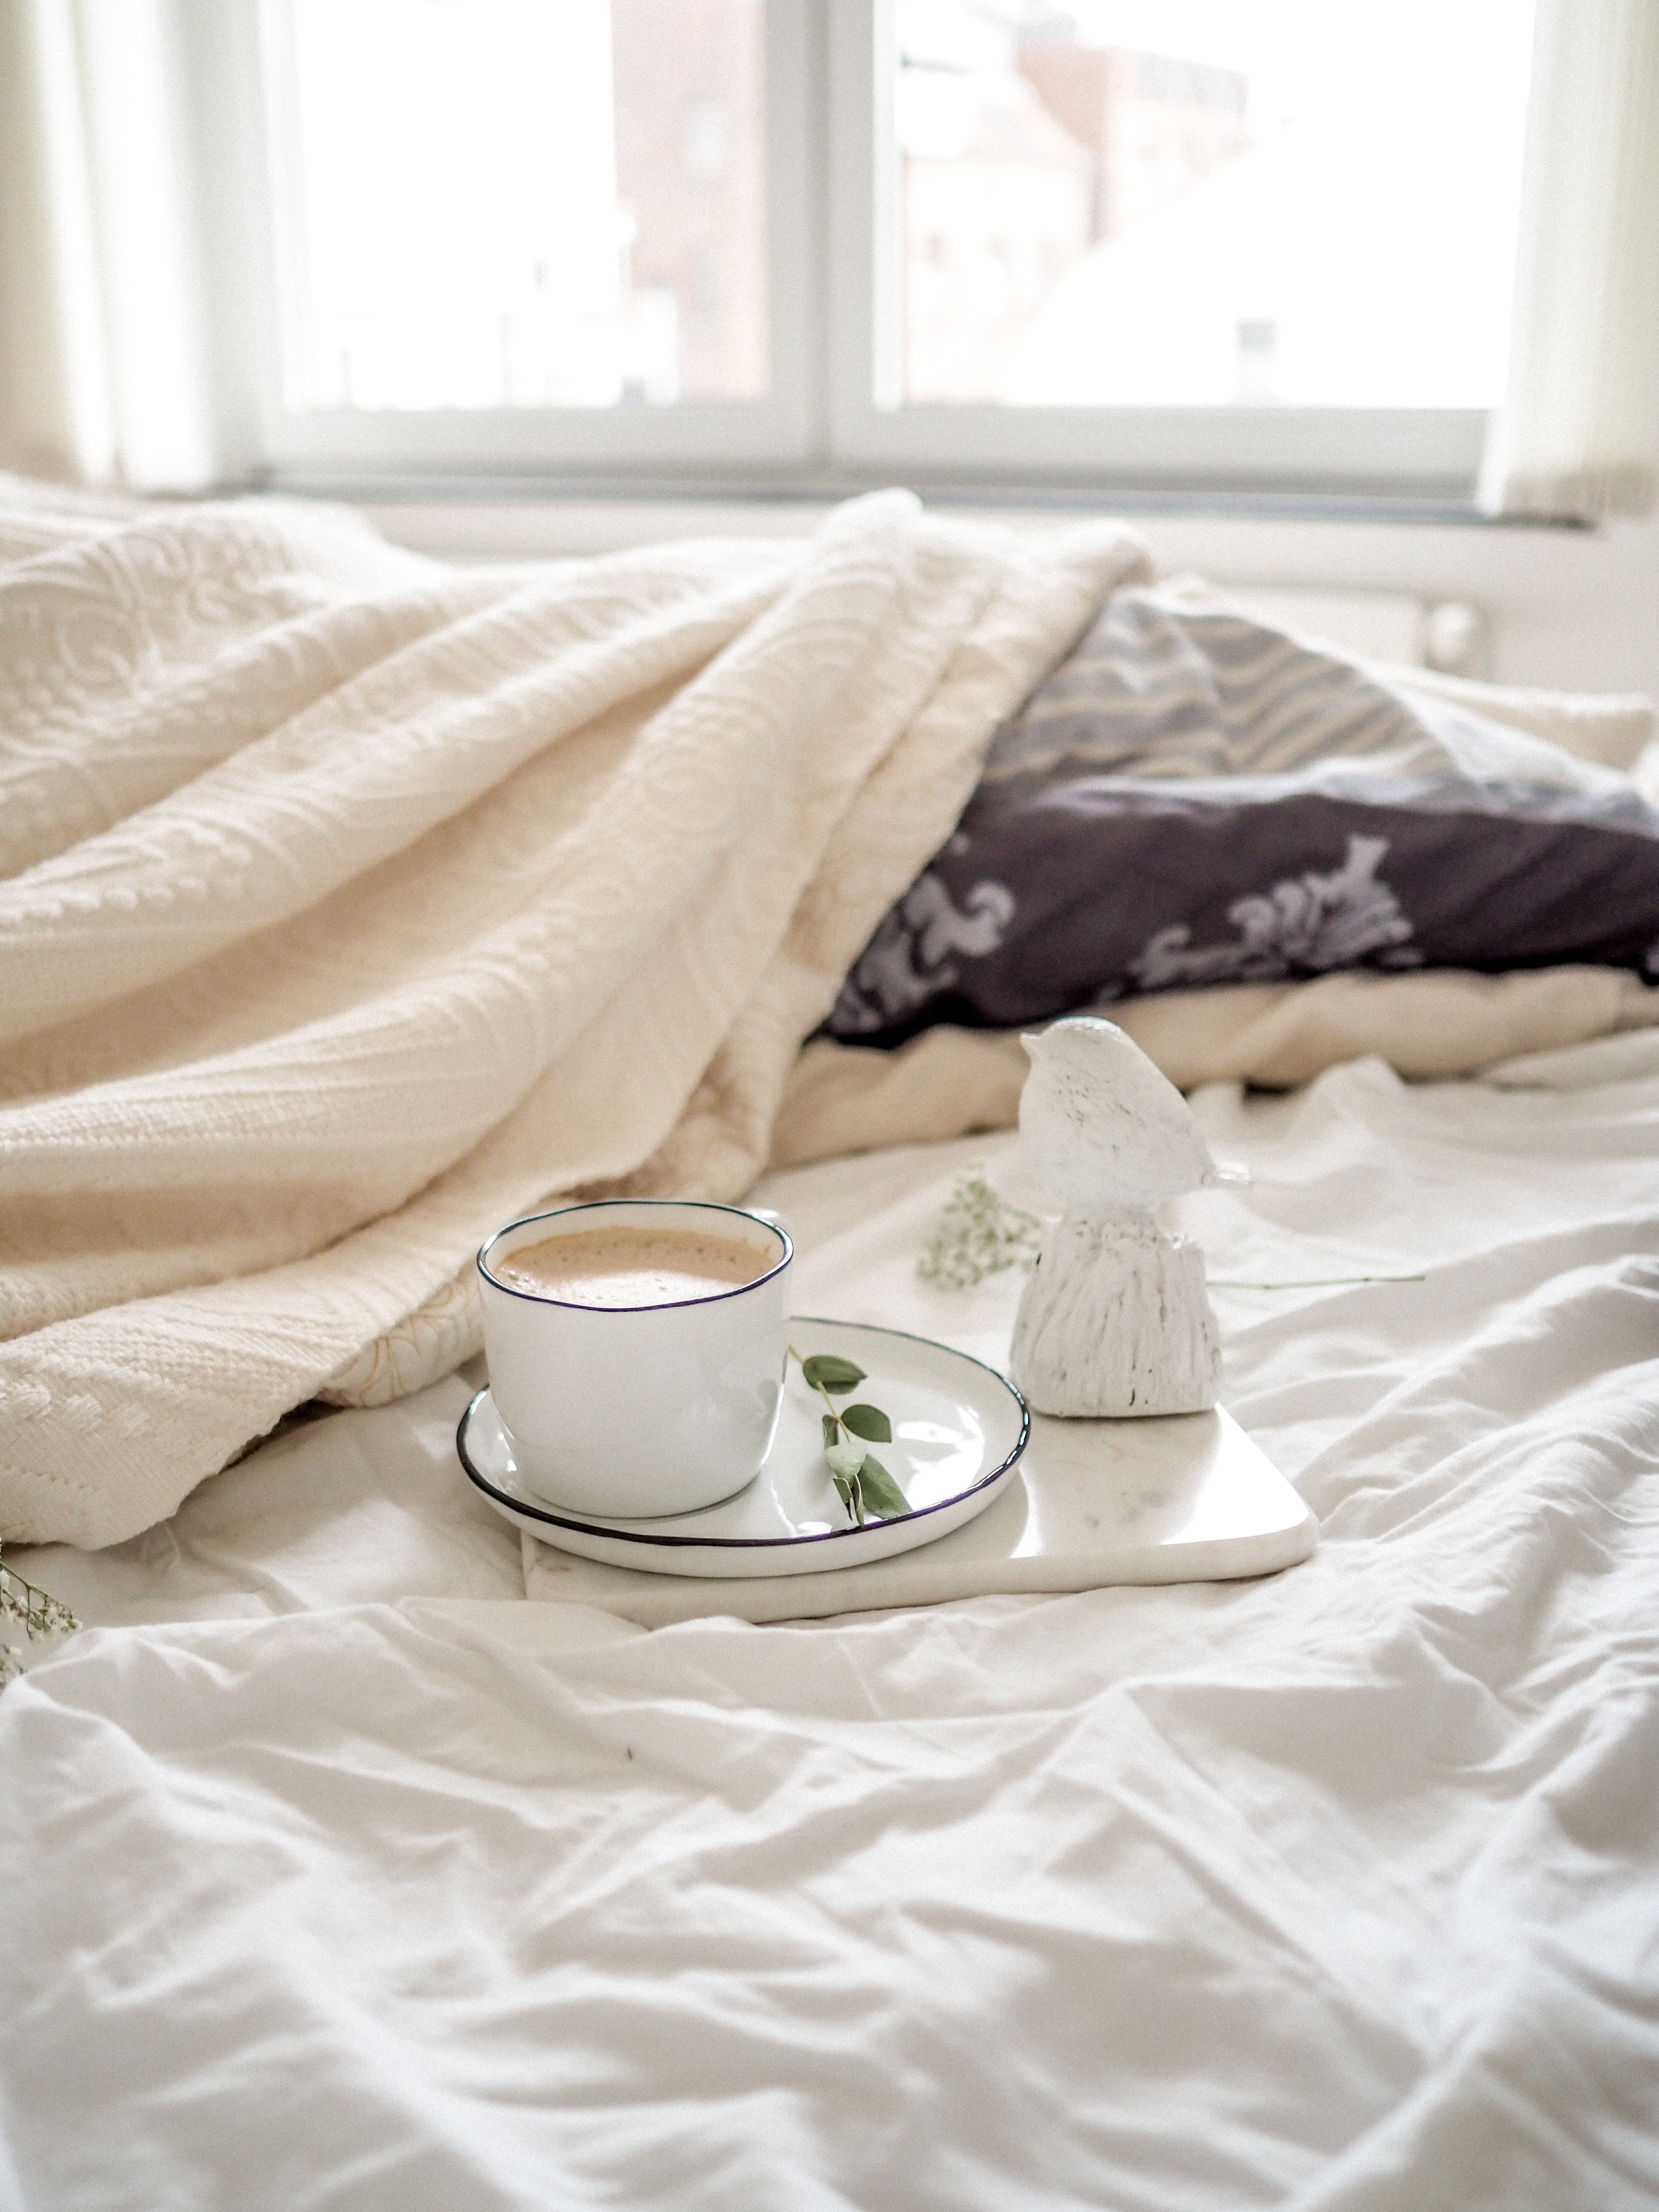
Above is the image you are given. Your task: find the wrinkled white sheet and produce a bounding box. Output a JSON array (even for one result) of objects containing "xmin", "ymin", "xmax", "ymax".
[{"xmin": 4, "ymin": 1045, "xmax": 1659, "ymax": 2211}]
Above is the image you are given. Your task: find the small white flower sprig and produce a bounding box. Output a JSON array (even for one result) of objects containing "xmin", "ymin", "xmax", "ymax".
[
  {"xmin": 917, "ymin": 1170, "xmax": 1042, "ymax": 1290},
  {"xmin": 0, "ymin": 1546, "xmax": 81, "ymax": 1689},
  {"xmin": 917, "ymin": 1168, "xmax": 1428, "ymax": 1296},
  {"xmin": 790, "ymin": 1348, "xmax": 909, "ymax": 1526}
]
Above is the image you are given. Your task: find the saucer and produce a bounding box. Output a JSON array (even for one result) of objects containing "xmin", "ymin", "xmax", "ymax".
[{"xmin": 455, "ymin": 1317, "xmax": 1030, "ymax": 1578}]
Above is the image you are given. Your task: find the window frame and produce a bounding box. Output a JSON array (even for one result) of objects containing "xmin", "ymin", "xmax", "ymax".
[{"xmin": 184, "ymin": 0, "xmax": 1494, "ymax": 501}]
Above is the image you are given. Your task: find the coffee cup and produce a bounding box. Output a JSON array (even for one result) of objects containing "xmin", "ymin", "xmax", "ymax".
[{"xmin": 476, "ymin": 1198, "xmax": 792, "ymax": 1518}]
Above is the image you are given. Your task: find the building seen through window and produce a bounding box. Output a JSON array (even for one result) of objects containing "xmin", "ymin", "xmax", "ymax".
[
  {"xmin": 274, "ymin": 0, "xmax": 1530, "ymax": 422},
  {"xmin": 279, "ymin": 0, "xmax": 767, "ymax": 412},
  {"xmin": 896, "ymin": 0, "xmax": 1532, "ymax": 413}
]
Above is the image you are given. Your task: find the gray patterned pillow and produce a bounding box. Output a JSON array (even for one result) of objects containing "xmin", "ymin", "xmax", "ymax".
[{"xmin": 829, "ymin": 589, "xmax": 1659, "ymax": 1043}]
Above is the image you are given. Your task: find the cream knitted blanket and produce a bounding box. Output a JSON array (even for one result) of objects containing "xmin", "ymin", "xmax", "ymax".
[{"xmin": 0, "ymin": 481, "xmax": 1149, "ymax": 1546}]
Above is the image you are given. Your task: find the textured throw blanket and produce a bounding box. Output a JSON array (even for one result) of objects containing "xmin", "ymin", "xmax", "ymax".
[{"xmin": 0, "ymin": 481, "xmax": 1148, "ymax": 1546}]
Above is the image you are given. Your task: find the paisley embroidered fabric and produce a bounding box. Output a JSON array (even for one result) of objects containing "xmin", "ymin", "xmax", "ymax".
[{"xmin": 828, "ymin": 588, "xmax": 1659, "ymax": 1041}]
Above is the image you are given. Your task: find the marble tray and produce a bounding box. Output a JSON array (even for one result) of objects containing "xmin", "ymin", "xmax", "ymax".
[{"xmin": 512, "ymin": 1320, "xmax": 1318, "ymax": 1627}]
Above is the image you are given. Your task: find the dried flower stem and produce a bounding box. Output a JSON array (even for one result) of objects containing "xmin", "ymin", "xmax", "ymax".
[{"xmin": 0, "ymin": 1545, "xmax": 81, "ymax": 1691}]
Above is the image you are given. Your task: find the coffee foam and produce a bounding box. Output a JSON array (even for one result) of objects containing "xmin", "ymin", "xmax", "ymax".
[{"xmin": 496, "ymin": 1224, "xmax": 770, "ymax": 1309}]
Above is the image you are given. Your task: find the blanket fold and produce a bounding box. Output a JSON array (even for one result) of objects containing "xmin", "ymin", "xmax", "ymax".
[{"xmin": 0, "ymin": 482, "xmax": 1148, "ymax": 1545}]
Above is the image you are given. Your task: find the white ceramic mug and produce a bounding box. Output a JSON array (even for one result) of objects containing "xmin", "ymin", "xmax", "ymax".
[{"xmin": 476, "ymin": 1198, "xmax": 792, "ymax": 1518}]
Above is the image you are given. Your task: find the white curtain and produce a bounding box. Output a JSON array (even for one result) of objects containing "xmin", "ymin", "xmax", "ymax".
[
  {"xmin": 0, "ymin": 0, "xmax": 216, "ymax": 493},
  {"xmin": 1480, "ymin": 0, "xmax": 1659, "ymax": 521}
]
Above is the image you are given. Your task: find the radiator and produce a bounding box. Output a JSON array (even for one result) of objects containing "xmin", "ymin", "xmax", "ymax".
[{"xmin": 1213, "ymin": 586, "xmax": 1483, "ymax": 673}]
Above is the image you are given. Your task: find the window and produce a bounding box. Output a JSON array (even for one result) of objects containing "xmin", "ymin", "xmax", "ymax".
[{"xmin": 190, "ymin": 0, "xmax": 1536, "ymax": 498}]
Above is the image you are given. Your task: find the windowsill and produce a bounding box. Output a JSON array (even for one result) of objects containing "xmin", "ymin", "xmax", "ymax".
[{"xmin": 258, "ymin": 469, "xmax": 1589, "ymax": 532}]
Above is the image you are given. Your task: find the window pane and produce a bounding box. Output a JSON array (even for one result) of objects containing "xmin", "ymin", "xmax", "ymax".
[
  {"xmin": 273, "ymin": 0, "xmax": 766, "ymax": 411},
  {"xmin": 894, "ymin": 0, "xmax": 1534, "ymax": 408}
]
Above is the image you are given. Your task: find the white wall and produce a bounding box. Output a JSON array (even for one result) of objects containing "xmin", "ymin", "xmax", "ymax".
[
  {"xmin": 1134, "ymin": 512, "xmax": 1659, "ymax": 698},
  {"xmin": 359, "ymin": 496, "xmax": 1659, "ymax": 700}
]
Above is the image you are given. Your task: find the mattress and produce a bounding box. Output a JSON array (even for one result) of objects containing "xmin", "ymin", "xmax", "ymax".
[{"xmin": 4, "ymin": 1033, "xmax": 1657, "ymax": 2211}]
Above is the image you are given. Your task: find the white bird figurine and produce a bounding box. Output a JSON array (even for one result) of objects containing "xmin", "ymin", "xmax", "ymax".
[
  {"xmin": 1009, "ymin": 1017, "xmax": 1234, "ymax": 1418},
  {"xmin": 1018, "ymin": 1019, "xmax": 1236, "ymax": 1213}
]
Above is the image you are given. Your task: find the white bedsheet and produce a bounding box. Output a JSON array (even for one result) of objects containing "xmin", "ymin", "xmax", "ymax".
[{"xmin": 4, "ymin": 1045, "xmax": 1659, "ymax": 2210}]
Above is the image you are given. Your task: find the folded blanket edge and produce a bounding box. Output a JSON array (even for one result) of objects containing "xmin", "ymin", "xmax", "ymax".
[{"xmin": 768, "ymin": 966, "xmax": 1659, "ymax": 1168}]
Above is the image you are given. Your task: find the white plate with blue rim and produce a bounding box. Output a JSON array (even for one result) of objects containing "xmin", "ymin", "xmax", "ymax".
[{"xmin": 456, "ymin": 1316, "xmax": 1030, "ymax": 1578}]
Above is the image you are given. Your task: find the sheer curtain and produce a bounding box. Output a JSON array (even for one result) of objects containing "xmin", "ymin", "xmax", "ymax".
[
  {"xmin": 1480, "ymin": 0, "xmax": 1659, "ymax": 521},
  {"xmin": 0, "ymin": 0, "xmax": 216, "ymax": 492}
]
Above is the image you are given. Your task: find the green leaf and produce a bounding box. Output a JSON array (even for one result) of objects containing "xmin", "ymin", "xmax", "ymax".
[
  {"xmin": 822, "ymin": 1413, "xmax": 841, "ymax": 1452},
  {"xmin": 829, "ymin": 1470, "xmax": 863, "ymax": 1525},
  {"xmin": 840, "ymin": 1402, "xmax": 891, "ymax": 1444},
  {"xmin": 825, "ymin": 1438, "xmax": 867, "ymax": 1483},
  {"xmin": 801, "ymin": 1354, "xmax": 866, "ymax": 1394},
  {"xmin": 851, "ymin": 1453, "xmax": 909, "ymax": 1521}
]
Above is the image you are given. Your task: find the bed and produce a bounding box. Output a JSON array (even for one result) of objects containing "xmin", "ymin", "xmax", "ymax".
[{"xmin": 3, "ymin": 480, "xmax": 1658, "ymax": 2210}]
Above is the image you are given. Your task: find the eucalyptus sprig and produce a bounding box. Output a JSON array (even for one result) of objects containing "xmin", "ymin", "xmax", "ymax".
[
  {"xmin": 0, "ymin": 1545, "xmax": 81, "ymax": 1690},
  {"xmin": 790, "ymin": 1348, "xmax": 909, "ymax": 1527}
]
